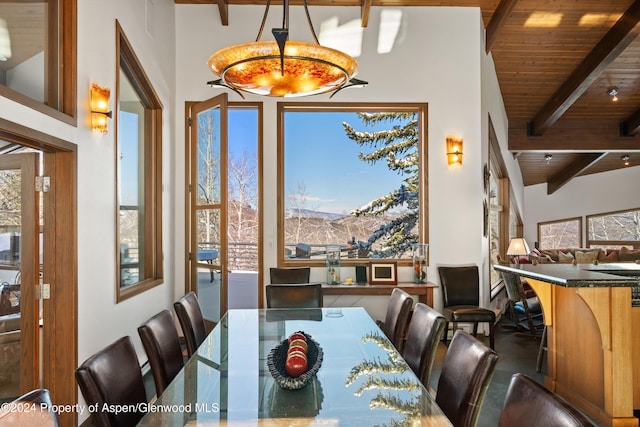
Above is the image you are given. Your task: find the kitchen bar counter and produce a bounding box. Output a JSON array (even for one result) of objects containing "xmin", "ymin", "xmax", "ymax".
[{"xmin": 494, "ymin": 263, "xmax": 639, "ymax": 427}]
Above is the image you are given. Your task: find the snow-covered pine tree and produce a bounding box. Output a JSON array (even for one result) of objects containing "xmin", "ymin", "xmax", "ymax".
[{"xmin": 342, "ymin": 112, "xmax": 419, "ymax": 258}]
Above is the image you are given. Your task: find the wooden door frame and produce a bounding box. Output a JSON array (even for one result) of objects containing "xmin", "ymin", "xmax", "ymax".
[
  {"xmin": 0, "ymin": 118, "xmax": 77, "ymax": 427},
  {"xmin": 185, "ymin": 96, "xmax": 228, "ymax": 321}
]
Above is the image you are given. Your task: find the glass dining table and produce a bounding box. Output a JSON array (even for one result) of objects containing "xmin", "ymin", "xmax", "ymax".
[{"xmin": 137, "ymin": 307, "xmax": 451, "ymax": 426}]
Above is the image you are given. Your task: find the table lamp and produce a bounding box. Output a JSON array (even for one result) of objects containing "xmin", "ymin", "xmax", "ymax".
[{"xmin": 506, "ymin": 237, "xmax": 530, "ymax": 265}]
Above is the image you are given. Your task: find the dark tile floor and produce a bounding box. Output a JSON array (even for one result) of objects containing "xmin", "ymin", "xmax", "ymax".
[{"xmin": 429, "ymin": 321, "xmax": 547, "ymax": 427}]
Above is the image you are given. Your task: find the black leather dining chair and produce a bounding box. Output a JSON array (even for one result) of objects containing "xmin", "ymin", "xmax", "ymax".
[
  {"xmin": 380, "ymin": 288, "xmax": 413, "ymax": 353},
  {"xmin": 75, "ymin": 336, "xmax": 147, "ymax": 427},
  {"xmin": 8, "ymin": 388, "xmax": 60, "ymax": 426},
  {"xmin": 402, "ymin": 302, "xmax": 446, "ymax": 388},
  {"xmin": 138, "ymin": 309, "xmax": 184, "ymax": 396},
  {"xmin": 265, "ymin": 283, "xmax": 323, "ymax": 308},
  {"xmin": 499, "ymin": 373, "xmax": 596, "ymax": 427},
  {"xmin": 174, "ymin": 291, "xmax": 207, "ymax": 357},
  {"xmin": 438, "ymin": 265, "xmax": 496, "ymax": 349},
  {"xmin": 269, "ymin": 267, "xmax": 311, "ymax": 284},
  {"xmin": 435, "ymin": 329, "xmax": 498, "ymax": 427}
]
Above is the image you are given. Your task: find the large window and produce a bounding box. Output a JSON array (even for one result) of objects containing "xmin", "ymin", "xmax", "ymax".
[
  {"xmin": 0, "ymin": 0, "xmax": 76, "ymax": 121},
  {"xmin": 277, "ymin": 103, "xmax": 428, "ymax": 266},
  {"xmin": 537, "ymin": 217, "xmax": 582, "ymax": 249},
  {"xmin": 488, "ymin": 118, "xmax": 522, "ymax": 299},
  {"xmin": 115, "ymin": 22, "xmax": 163, "ymax": 302},
  {"xmin": 587, "ymin": 208, "xmax": 640, "ymax": 249}
]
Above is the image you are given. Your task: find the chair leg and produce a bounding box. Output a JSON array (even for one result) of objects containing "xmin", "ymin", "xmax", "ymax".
[
  {"xmin": 472, "ymin": 322, "xmax": 479, "ymax": 337},
  {"xmin": 441, "ymin": 321, "xmax": 449, "ymax": 345},
  {"xmin": 536, "ymin": 325, "xmax": 547, "ymax": 372},
  {"xmin": 488, "ymin": 321, "xmax": 495, "ymax": 350}
]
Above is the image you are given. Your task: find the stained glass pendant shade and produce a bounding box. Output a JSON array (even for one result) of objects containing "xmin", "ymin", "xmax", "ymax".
[{"xmin": 207, "ymin": 0, "xmax": 366, "ymax": 98}]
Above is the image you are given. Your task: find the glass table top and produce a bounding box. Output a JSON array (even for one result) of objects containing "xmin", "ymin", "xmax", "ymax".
[{"xmin": 137, "ymin": 307, "xmax": 451, "ymax": 426}]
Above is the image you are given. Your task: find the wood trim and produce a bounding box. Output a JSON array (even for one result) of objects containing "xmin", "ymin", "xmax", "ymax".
[
  {"xmin": 115, "ymin": 21, "xmax": 164, "ymax": 303},
  {"xmin": 276, "ymin": 102, "xmax": 428, "ymax": 268},
  {"xmin": 43, "ymin": 150, "xmax": 78, "ymax": 427},
  {"xmin": 537, "ymin": 216, "xmax": 583, "ymax": 248},
  {"xmin": 187, "ymin": 94, "xmax": 229, "ymax": 316},
  {"xmin": 0, "ymin": 120, "xmax": 78, "ymax": 427},
  {"xmin": 185, "ymin": 102, "xmax": 194, "ymax": 294},
  {"xmin": 0, "ymin": 0, "xmax": 77, "ymax": 123},
  {"xmin": 528, "ymin": 0, "xmax": 640, "ymax": 136},
  {"xmin": 498, "ymin": 177, "xmax": 510, "ymax": 260}
]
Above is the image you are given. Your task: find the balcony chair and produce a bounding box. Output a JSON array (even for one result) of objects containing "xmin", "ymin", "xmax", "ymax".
[
  {"xmin": 402, "ymin": 302, "xmax": 446, "ymax": 388},
  {"xmin": 269, "ymin": 267, "xmax": 311, "ymax": 284},
  {"xmin": 265, "ymin": 283, "xmax": 323, "ymax": 308},
  {"xmin": 438, "ymin": 265, "xmax": 496, "ymax": 349},
  {"xmin": 75, "ymin": 336, "xmax": 147, "ymax": 427},
  {"xmin": 174, "ymin": 292, "xmax": 207, "ymax": 357},
  {"xmin": 435, "ymin": 330, "xmax": 499, "ymax": 427},
  {"xmin": 138, "ymin": 309, "xmax": 184, "ymax": 396},
  {"xmin": 499, "ymin": 373, "xmax": 596, "ymax": 427},
  {"xmin": 379, "ymin": 288, "xmax": 413, "ymax": 353}
]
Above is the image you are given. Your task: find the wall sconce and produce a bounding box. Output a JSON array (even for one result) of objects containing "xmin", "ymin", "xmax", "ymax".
[
  {"xmin": 446, "ymin": 136, "xmax": 463, "ymax": 165},
  {"xmin": 90, "ymin": 83, "xmax": 112, "ymax": 134}
]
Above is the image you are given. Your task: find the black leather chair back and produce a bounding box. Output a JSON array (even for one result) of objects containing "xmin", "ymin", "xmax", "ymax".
[
  {"xmin": 138, "ymin": 309, "xmax": 184, "ymax": 396},
  {"xmin": 499, "ymin": 373, "xmax": 596, "ymax": 427},
  {"xmin": 436, "ymin": 330, "xmax": 498, "ymax": 427},
  {"xmin": 439, "ymin": 265, "xmax": 480, "ymax": 307},
  {"xmin": 266, "ymin": 283, "xmax": 323, "ymax": 308},
  {"xmin": 75, "ymin": 336, "xmax": 147, "ymax": 427},
  {"xmin": 382, "ymin": 288, "xmax": 413, "ymax": 353},
  {"xmin": 12, "ymin": 388, "xmax": 59, "ymax": 426},
  {"xmin": 269, "ymin": 267, "xmax": 311, "ymax": 284},
  {"xmin": 403, "ymin": 302, "xmax": 446, "ymax": 387},
  {"xmin": 174, "ymin": 292, "xmax": 207, "ymax": 357}
]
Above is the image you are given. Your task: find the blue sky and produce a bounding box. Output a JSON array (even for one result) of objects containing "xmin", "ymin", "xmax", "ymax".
[
  {"xmin": 121, "ymin": 108, "xmax": 405, "ymax": 215},
  {"xmin": 283, "ymin": 111, "xmax": 403, "ymax": 214},
  {"xmin": 227, "ymin": 109, "xmax": 404, "ymax": 215}
]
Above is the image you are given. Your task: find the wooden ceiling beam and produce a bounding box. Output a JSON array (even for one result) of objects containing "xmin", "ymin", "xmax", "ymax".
[
  {"xmin": 622, "ymin": 108, "xmax": 640, "ymax": 136},
  {"xmin": 547, "ymin": 153, "xmax": 607, "ymax": 195},
  {"xmin": 528, "ymin": 0, "xmax": 640, "ymax": 136},
  {"xmin": 509, "ymin": 120, "xmax": 639, "ymax": 152},
  {"xmin": 485, "ymin": 0, "xmax": 519, "ymax": 53},
  {"xmin": 218, "ymin": 0, "xmax": 229, "ymax": 26},
  {"xmin": 361, "ymin": 0, "xmax": 371, "ymax": 27}
]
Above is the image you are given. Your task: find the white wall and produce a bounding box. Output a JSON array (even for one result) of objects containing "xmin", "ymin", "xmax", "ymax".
[
  {"xmin": 1, "ymin": 1, "xmax": 176, "ymax": 423},
  {"xmin": 6, "ymin": 51, "xmax": 45, "ymax": 102},
  {"xmin": 524, "ymin": 166, "xmax": 640, "ymax": 246},
  {"xmin": 175, "ymin": 5, "xmax": 505, "ymax": 318}
]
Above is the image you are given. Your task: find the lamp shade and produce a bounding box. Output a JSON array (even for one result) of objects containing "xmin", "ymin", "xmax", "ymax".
[
  {"xmin": 506, "ymin": 238, "xmax": 530, "ymax": 256},
  {"xmin": 208, "ymin": 40, "xmax": 359, "ymax": 97}
]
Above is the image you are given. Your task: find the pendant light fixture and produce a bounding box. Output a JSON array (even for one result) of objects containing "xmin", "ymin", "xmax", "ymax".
[{"xmin": 207, "ymin": 0, "xmax": 367, "ymax": 98}]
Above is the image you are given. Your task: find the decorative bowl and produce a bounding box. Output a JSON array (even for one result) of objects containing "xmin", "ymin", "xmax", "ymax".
[{"xmin": 267, "ymin": 332, "xmax": 323, "ymax": 390}]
